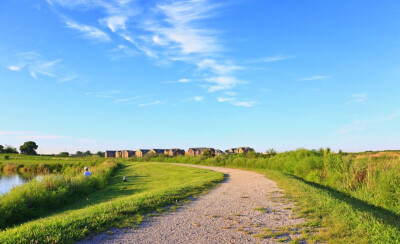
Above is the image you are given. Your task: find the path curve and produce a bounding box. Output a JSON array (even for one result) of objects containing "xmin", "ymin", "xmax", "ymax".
[{"xmin": 79, "ymin": 164, "xmax": 304, "ymax": 244}]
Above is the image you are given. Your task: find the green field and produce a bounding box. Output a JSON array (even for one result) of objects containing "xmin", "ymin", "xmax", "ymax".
[{"xmin": 0, "ymin": 156, "xmax": 224, "ymax": 243}]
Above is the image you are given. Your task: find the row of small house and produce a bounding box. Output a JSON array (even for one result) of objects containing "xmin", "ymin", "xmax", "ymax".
[{"xmin": 105, "ymin": 147, "xmax": 254, "ymax": 158}]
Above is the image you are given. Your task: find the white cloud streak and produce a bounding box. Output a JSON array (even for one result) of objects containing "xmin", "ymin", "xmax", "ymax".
[
  {"xmin": 138, "ymin": 100, "xmax": 162, "ymax": 107},
  {"xmin": 7, "ymin": 66, "xmax": 21, "ymax": 71},
  {"xmin": 217, "ymin": 97, "xmax": 256, "ymax": 107},
  {"xmin": 298, "ymin": 75, "xmax": 330, "ymax": 81},
  {"xmin": 206, "ymin": 76, "xmax": 241, "ymax": 92},
  {"xmin": 100, "ymin": 16, "xmax": 127, "ymax": 32},
  {"xmin": 65, "ymin": 19, "xmax": 110, "ymax": 42},
  {"xmin": 114, "ymin": 96, "xmax": 141, "ymax": 103},
  {"xmin": 8, "ymin": 51, "xmax": 77, "ymax": 82},
  {"xmin": 248, "ymin": 55, "xmax": 293, "ymax": 63}
]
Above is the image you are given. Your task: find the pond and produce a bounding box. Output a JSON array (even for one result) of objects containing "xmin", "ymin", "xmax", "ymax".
[{"xmin": 0, "ymin": 174, "xmax": 35, "ymax": 196}]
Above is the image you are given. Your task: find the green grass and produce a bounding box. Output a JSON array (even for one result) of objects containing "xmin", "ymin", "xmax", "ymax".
[
  {"xmin": 253, "ymin": 207, "xmax": 269, "ymax": 213},
  {"xmin": 257, "ymin": 169, "xmax": 400, "ymax": 243},
  {"xmin": 0, "ymin": 162, "xmax": 224, "ymax": 243}
]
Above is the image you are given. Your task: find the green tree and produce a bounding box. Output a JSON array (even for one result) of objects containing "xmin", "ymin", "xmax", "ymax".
[
  {"xmin": 84, "ymin": 150, "xmax": 92, "ymax": 156},
  {"xmin": 20, "ymin": 141, "xmax": 38, "ymax": 155},
  {"xmin": 265, "ymin": 148, "xmax": 277, "ymax": 156},
  {"xmin": 0, "ymin": 145, "xmax": 3, "ymax": 153},
  {"xmin": 76, "ymin": 151, "xmax": 84, "ymax": 156},
  {"xmin": 59, "ymin": 152, "xmax": 69, "ymax": 157},
  {"xmin": 324, "ymin": 147, "xmax": 331, "ymax": 157},
  {"xmin": 3, "ymin": 145, "xmax": 18, "ymax": 154},
  {"xmin": 202, "ymin": 149, "xmax": 214, "ymax": 158},
  {"xmin": 96, "ymin": 151, "xmax": 104, "ymax": 157}
]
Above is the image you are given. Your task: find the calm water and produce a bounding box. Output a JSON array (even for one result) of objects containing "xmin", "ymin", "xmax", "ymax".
[{"xmin": 0, "ymin": 174, "xmax": 32, "ymax": 196}]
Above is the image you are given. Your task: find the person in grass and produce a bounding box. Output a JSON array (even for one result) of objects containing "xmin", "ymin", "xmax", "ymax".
[{"xmin": 83, "ymin": 166, "xmax": 91, "ymax": 177}]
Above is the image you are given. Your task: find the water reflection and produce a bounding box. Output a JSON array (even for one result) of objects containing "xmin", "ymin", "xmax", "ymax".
[{"xmin": 0, "ymin": 174, "xmax": 36, "ymax": 196}]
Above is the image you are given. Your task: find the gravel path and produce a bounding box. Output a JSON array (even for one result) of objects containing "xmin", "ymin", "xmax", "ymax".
[{"xmin": 79, "ymin": 164, "xmax": 304, "ymax": 244}]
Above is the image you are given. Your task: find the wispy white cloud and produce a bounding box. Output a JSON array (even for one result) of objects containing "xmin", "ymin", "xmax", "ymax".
[
  {"xmin": 152, "ymin": 35, "xmax": 168, "ymax": 46},
  {"xmin": 138, "ymin": 100, "xmax": 162, "ymax": 107},
  {"xmin": 148, "ymin": 0, "xmax": 221, "ymax": 55},
  {"xmin": 205, "ymin": 76, "xmax": 242, "ymax": 92},
  {"xmin": 121, "ymin": 34, "xmax": 158, "ymax": 58},
  {"xmin": 65, "ymin": 19, "xmax": 110, "ymax": 42},
  {"xmin": 298, "ymin": 75, "xmax": 330, "ymax": 81},
  {"xmin": 100, "ymin": 16, "xmax": 127, "ymax": 32},
  {"xmin": 110, "ymin": 44, "xmax": 137, "ymax": 59},
  {"xmin": 217, "ymin": 97, "xmax": 257, "ymax": 107},
  {"xmin": 178, "ymin": 78, "xmax": 191, "ymax": 83},
  {"xmin": 29, "ymin": 59, "xmax": 60, "ymax": 79},
  {"xmin": 7, "ymin": 66, "xmax": 21, "ymax": 71},
  {"xmin": 114, "ymin": 96, "xmax": 141, "ymax": 103},
  {"xmin": 194, "ymin": 96, "xmax": 203, "ymax": 101},
  {"xmin": 248, "ymin": 55, "xmax": 293, "ymax": 63},
  {"xmin": 197, "ymin": 59, "xmax": 243, "ymax": 75},
  {"xmin": 57, "ymin": 75, "xmax": 77, "ymax": 83},
  {"xmin": 48, "ymin": 0, "xmax": 251, "ymax": 101},
  {"xmin": 182, "ymin": 96, "xmax": 203, "ymax": 102},
  {"xmin": 350, "ymin": 93, "xmax": 367, "ymax": 103},
  {"xmin": 164, "ymin": 78, "xmax": 192, "ymax": 84},
  {"xmin": 7, "ymin": 52, "xmax": 71, "ymax": 81}
]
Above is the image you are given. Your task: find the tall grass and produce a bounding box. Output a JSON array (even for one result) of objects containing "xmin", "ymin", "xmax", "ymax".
[
  {"xmin": 0, "ymin": 160, "xmax": 118, "ymax": 229},
  {"xmin": 0, "ymin": 154, "xmax": 106, "ymax": 174}
]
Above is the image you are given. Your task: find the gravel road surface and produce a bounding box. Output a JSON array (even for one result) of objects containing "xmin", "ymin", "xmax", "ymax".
[{"xmin": 78, "ymin": 164, "xmax": 304, "ymax": 244}]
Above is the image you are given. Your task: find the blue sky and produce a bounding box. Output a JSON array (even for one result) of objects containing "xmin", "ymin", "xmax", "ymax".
[{"xmin": 1, "ymin": 0, "xmax": 400, "ymax": 154}]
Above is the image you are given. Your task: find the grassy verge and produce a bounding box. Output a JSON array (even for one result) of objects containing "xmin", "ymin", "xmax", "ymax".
[
  {"xmin": 0, "ymin": 162, "xmax": 224, "ymax": 243},
  {"xmin": 0, "ymin": 160, "xmax": 118, "ymax": 229},
  {"xmin": 260, "ymin": 170, "xmax": 400, "ymax": 243}
]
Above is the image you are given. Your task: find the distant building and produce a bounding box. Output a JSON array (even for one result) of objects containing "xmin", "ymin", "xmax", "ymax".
[
  {"xmin": 228, "ymin": 147, "xmax": 255, "ymax": 154},
  {"xmin": 187, "ymin": 148, "xmax": 215, "ymax": 156},
  {"xmin": 165, "ymin": 148, "xmax": 185, "ymax": 157},
  {"xmin": 122, "ymin": 150, "xmax": 135, "ymax": 158},
  {"xmin": 149, "ymin": 149, "xmax": 168, "ymax": 156},
  {"xmin": 105, "ymin": 151, "xmax": 116, "ymax": 158},
  {"xmin": 136, "ymin": 149, "xmax": 150, "ymax": 158},
  {"xmin": 214, "ymin": 149, "xmax": 224, "ymax": 156},
  {"xmin": 115, "ymin": 151, "xmax": 123, "ymax": 158}
]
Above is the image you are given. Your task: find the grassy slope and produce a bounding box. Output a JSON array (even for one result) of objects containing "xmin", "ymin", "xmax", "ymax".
[
  {"xmin": 262, "ymin": 170, "xmax": 400, "ymax": 243},
  {"xmin": 0, "ymin": 162, "xmax": 224, "ymax": 244}
]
